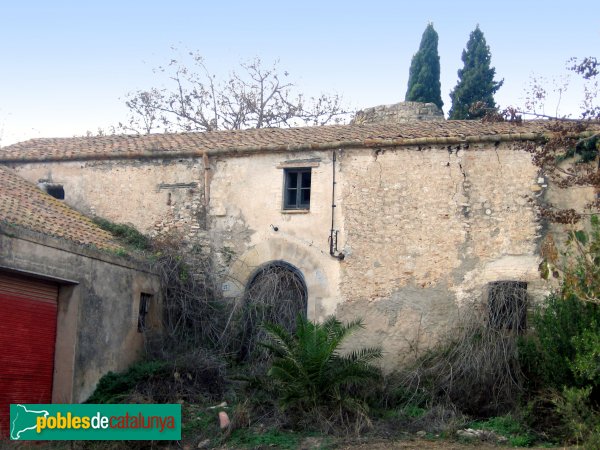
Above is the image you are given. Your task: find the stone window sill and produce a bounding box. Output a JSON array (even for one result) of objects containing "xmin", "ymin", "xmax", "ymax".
[{"xmin": 281, "ymin": 209, "xmax": 310, "ymax": 214}]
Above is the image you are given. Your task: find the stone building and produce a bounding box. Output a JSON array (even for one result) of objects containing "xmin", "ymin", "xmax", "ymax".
[
  {"xmin": 0, "ymin": 120, "xmax": 592, "ymax": 371},
  {"xmin": 0, "ymin": 165, "xmax": 160, "ymax": 434}
]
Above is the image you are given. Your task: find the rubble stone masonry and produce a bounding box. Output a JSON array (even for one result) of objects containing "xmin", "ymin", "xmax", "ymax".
[{"xmin": 6, "ymin": 142, "xmax": 553, "ymax": 370}]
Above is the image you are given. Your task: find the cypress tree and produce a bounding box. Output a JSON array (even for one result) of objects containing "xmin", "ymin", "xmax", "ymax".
[
  {"xmin": 449, "ymin": 26, "xmax": 503, "ymax": 119},
  {"xmin": 405, "ymin": 23, "xmax": 443, "ymax": 110}
]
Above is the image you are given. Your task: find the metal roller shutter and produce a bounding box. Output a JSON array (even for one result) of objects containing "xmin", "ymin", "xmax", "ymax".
[{"xmin": 0, "ymin": 271, "xmax": 58, "ymax": 437}]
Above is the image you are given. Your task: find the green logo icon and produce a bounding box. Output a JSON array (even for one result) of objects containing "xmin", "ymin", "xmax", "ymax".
[{"xmin": 10, "ymin": 404, "xmax": 181, "ymax": 440}]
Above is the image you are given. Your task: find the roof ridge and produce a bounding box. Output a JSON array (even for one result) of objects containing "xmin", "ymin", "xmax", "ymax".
[{"xmin": 0, "ymin": 120, "xmax": 597, "ymax": 163}]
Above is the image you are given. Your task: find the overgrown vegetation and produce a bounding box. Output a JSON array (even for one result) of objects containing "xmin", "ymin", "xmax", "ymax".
[
  {"xmin": 85, "ymin": 210, "xmax": 600, "ymax": 448},
  {"xmin": 516, "ymin": 217, "xmax": 600, "ymax": 447},
  {"xmin": 149, "ymin": 232, "xmax": 226, "ymax": 352},
  {"xmin": 83, "ymin": 225, "xmax": 384, "ymax": 447},
  {"xmin": 399, "ymin": 306, "xmax": 525, "ymax": 418},
  {"xmin": 238, "ymin": 262, "xmax": 308, "ymax": 362},
  {"xmin": 261, "ymin": 315, "xmax": 382, "ymax": 433},
  {"xmin": 92, "ymin": 216, "xmax": 151, "ymax": 252}
]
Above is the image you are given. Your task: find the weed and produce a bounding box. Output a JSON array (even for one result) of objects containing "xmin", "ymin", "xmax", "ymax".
[
  {"xmin": 181, "ymin": 404, "xmax": 221, "ymax": 446},
  {"xmin": 92, "ymin": 217, "xmax": 151, "ymax": 251},
  {"xmin": 227, "ymin": 428, "xmax": 309, "ymax": 449},
  {"xmin": 469, "ymin": 414, "xmax": 536, "ymax": 447},
  {"xmin": 553, "ymin": 386, "xmax": 600, "ymax": 447},
  {"xmin": 112, "ymin": 247, "xmax": 128, "ymax": 257},
  {"xmin": 221, "ymin": 246, "xmax": 235, "ymax": 264},
  {"xmin": 403, "ymin": 405, "xmax": 427, "ymax": 419}
]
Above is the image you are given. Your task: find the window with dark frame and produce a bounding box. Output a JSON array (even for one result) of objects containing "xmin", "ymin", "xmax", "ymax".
[
  {"xmin": 487, "ymin": 281, "xmax": 527, "ymax": 332},
  {"xmin": 137, "ymin": 293, "xmax": 152, "ymax": 332},
  {"xmin": 283, "ymin": 168, "xmax": 311, "ymax": 210}
]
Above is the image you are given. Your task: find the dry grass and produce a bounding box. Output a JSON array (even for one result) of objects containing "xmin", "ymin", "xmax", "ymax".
[{"xmin": 399, "ymin": 281, "xmax": 528, "ymax": 417}]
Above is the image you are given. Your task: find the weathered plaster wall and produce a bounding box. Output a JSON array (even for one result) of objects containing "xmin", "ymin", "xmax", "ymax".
[
  {"xmin": 209, "ymin": 152, "xmax": 342, "ymax": 319},
  {"xmin": 200, "ymin": 144, "xmax": 549, "ymax": 370},
  {"xmin": 7, "ymin": 159, "xmax": 206, "ymax": 242},
  {"xmin": 335, "ymin": 143, "xmax": 546, "ymax": 369},
  {"xmin": 0, "ymin": 227, "xmax": 160, "ymax": 402},
  {"xmin": 5, "ymin": 142, "xmax": 554, "ymax": 370}
]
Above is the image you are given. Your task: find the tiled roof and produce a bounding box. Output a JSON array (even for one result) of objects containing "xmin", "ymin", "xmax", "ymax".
[
  {"xmin": 0, "ymin": 165, "xmax": 122, "ymax": 251},
  {"xmin": 0, "ymin": 120, "xmax": 591, "ymax": 162}
]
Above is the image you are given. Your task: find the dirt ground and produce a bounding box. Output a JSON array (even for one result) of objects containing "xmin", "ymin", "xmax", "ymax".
[
  {"xmin": 336, "ymin": 438, "xmax": 570, "ymax": 449},
  {"xmin": 3, "ymin": 438, "xmax": 576, "ymax": 449}
]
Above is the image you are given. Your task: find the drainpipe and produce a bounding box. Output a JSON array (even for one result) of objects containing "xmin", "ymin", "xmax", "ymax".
[
  {"xmin": 329, "ymin": 150, "xmax": 345, "ymax": 260},
  {"xmin": 203, "ymin": 152, "xmax": 211, "ymax": 207}
]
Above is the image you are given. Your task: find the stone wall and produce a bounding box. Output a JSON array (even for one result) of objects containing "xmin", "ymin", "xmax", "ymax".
[
  {"xmin": 6, "ymin": 142, "xmax": 553, "ymax": 370},
  {"xmin": 352, "ymin": 101, "xmax": 444, "ymax": 125},
  {"xmin": 208, "ymin": 152, "xmax": 343, "ymax": 318},
  {"xmin": 6, "ymin": 158, "xmax": 208, "ymax": 248},
  {"xmin": 196, "ymin": 143, "xmax": 546, "ymax": 370},
  {"xmin": 335, "ymin": 143, "xmax": 545, "ymax": 369}
]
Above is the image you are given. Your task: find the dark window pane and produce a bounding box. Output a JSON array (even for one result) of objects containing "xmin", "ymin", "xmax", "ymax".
[
  {"xmin": 286, "ymin": 188, "xmax": 298, "ymax": 208},
  {"xmin": 300, "ymin": 188, "xmax": 310, "ymax": 205},
  {"xmin": 284, "ymin": 168, "xmax": 311, "ymax": 210},
  {"xmin": 287, "ymin": 172, "xmax": 298, "ymax": 187},
  {"xmin": 301, "ymin": 171, "xmax": 311, "ymax": 188}
]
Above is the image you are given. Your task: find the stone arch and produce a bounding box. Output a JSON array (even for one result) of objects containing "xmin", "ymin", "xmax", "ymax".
[
  {"xmin": 245, "ymin": 260, "xmax": 308, "ymax": 308},
  {"xmin": 221, "ymin": 237, "xmax": 339, "ymax": 320},
  {"xmin": 237, "ymin": 260, "xmax": 308, "ymax": 360}
]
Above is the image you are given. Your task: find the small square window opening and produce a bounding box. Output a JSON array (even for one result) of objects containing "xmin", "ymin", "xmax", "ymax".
[
  {"xmin": 488, "ymin": 281, "xmax": 527, "ymax": 332},
  {"xmin": 284, "ymin": 168, "xmax": 311, "ymax": 210}
]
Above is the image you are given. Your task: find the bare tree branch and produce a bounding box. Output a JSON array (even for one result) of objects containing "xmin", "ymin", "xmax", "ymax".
[{"xmin": 120, "ymin": 53, "xmax": 352, "ymax": 134}]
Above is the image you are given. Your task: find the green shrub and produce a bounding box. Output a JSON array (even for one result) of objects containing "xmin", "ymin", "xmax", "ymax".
[
  {"xmin": 572, "ymin": 328, "xmax": 600, "ymax": 384},
  {"xmin": 86, "ymin": 360, "xmax": 167, "ymax": 403},
  {"xmin": 553, "ymin": 386, "xmax": 600, "ymax": 447},
  {"xmin": 470, "ymin": 414, "xmax": 535, "ymax": 447},
  {"xmin": 86, "ymin": 351, "xmax": 227, "ymax": 405},
  {"xmin": 519, "ymin": 217, "xmax": 600, "ymax": 393},
  {"xmin": 519, "ymin": 293, "xmax": 600, "ymax": 390},
  {"xmin": 261, "ymin": 315, "xmax": 382, "ymax": 432},
  {"xmin": 519, "ymin": 217, "xmax": 600, "ymax": 445}
]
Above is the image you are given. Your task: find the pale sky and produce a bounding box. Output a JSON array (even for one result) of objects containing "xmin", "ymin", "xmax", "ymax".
[{"xmin": 0, "ymin": 1, "xmax": 598, "ymax": 146}]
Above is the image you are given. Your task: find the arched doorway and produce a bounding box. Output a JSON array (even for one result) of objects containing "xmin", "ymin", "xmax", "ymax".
[{"xmin": 238, "ymin": 261, "xmax": 307, "ymax": 360}]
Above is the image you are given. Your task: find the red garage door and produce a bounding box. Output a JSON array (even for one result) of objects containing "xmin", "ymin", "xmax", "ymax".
[{"xmin": 0, "ymin": 272, "xmax": 58, "ymax": 437}]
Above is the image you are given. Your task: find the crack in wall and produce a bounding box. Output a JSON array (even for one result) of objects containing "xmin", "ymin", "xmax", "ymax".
[
  {"xmin": 447, "ymin": 148, "xmax": 460, "ymax": 205},
  {"xmin": 493, "ymin": 145, "xmax": 504, "ymax": 177}
]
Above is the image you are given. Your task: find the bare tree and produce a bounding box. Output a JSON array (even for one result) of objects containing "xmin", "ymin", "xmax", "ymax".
[
  {"xmin": 493, "ymin": 57, "xmax": 599, "ymax": 122},
  {"xmin": 483, "ymin": 57, "xmax": 600, "ymax": 221},
  {"xmin": 119, "ymin": 53, "xmax": 351, "ymax": 134}
]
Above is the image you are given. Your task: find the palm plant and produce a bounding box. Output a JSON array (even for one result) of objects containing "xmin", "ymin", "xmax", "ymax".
[{"xmin": 261, "ymin": 315, "xmax": 382, "ymax": 430}]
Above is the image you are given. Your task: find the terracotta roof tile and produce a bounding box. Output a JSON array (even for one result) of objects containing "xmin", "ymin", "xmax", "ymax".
[
  {"xmin": 1, "ymin": 120, "xmax": 593, "ymax": 162},
  {"xmin": 0, "ymin": 165, "xmax": 122, "ymax": 251}
]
